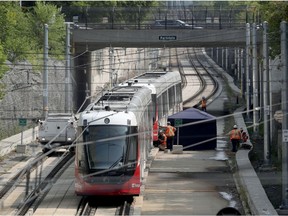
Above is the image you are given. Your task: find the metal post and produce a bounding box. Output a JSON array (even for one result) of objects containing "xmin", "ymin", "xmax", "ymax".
[
  {"xmin": 281, "ymin": 21, "xmax": 288, "ymax": 210},
  {"xmin": 238, "ymin": 48, "xmax": 241, "ymax": 84},
  {"xmin": 226, "ymin": 48, "xmax": 229, "ymax": 71},
  {"xmin": 109, "ymin": 46, "xmax": 114, "ymax": 89},
  {"xmin": 219, "ymin": 5, "xmax": 222, "ymax": 30},
  {"xmin": 177, "ymin": 128, "xmax": 179, "ymax": 146},
  {"xmin": 169, "ymin": 48, "xmax": 171, "ymax": 70},
  {"xmin": 191, "ymin": 6, "xmax": 194, "ymax": 29},
  {"xmin": 222, "ymin": 48, "xmax": 225, "ymax": 69},
  {"xmin": 263, "ymin": 21, "xmax": 271, "ymax": 164},
  {"xmin": 25, "ymin": 166, "xmax": 30, "ymax": 197},
  {"xmin": 138, "ymin": 6, "xmax": 141, "ymax": 30},
  {"xmin": 43, "ymin": 24, "xmax": 49, "ymax": 118},
  {"xmin": 216, "ymin": 47, "xmax": 219, "ymax": 65},
  {"xmin": 232, "ymin": 48, "xmax": 238, "ymax": 79},
  {"xmin": 21, "ymin": 126, "xmax": 23, "ymax": 145},
  {"xmin": 65, "ymin": 22, "xmax": 71, "ymax": 113},
  {"xmin": 241, "ymin": 50, "xmax": 245, "ymax": 98},
  {"xmin": 252, "ymin": 23, "xmax": 259, "ymax": 133},
  {"xmin": 246, "ymin": 23, "xmax": 251, "ymax": 120}
]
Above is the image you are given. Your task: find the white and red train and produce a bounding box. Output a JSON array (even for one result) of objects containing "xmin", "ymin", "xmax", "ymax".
[{"xmin": 75, "ymin": 71, "xmax": 182, "ymax": 196}]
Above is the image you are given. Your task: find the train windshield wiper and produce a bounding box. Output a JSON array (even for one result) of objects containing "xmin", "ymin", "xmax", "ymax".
[{"xmin": 109, "ymin": 156, "xmax": 123, "ymax": 169}]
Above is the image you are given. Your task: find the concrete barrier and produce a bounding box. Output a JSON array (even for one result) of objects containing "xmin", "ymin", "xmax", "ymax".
[
  {"xmin": 233, "ymin": 107, "xmax": 278, "ymax": 215},
  {"xmin": 172, "ymin": 145, "xmax": 183, "ymax": 154}
]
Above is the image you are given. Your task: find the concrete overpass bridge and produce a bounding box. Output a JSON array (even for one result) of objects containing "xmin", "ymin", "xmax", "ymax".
[{"xmin": 72, "ymin": 28, "xmax": 252, "ymax": 53}]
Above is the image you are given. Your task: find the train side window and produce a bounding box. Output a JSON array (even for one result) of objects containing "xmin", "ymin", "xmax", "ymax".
[
  {"xmin": 157, "ymin": 95, "xmax": 163, "ymax": 119},
  {"xmin": 163, "ymin": 90, "xmax": 168, "ymax": 115},
  {"xmin": 168, "ymin": 86, "xmax": 175, "ymax": 109},
  {"xmin": 176, "ymin": 83, "xmax": 182, "ymax": 104}
]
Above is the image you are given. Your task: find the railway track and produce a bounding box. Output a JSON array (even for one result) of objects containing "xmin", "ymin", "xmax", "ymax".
[
  {"xmin": 0, "ymin": 149, "xmax": 74, "ymax": 215},
  {"xmin": 176, "ymin": 47, "xmax": 219, "ymax": 109},
  {"xmin": 76, "ymin": 196, "xmax": 133, "ymax": 216},
  {"xmin": 186, "ymin": 47, "xmax": 219, "ymax": 108}
]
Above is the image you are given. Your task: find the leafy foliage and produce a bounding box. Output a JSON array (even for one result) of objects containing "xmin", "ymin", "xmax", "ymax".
[
  {"xmin": 27, "ymin": 2, "xmax": 65, "ymax": 59},
  {"xmin": 258, "ymin": 1, "xmax": 288, "ymax": 58},
  {"xmin": 0, "ymin": 1, "xmax": 66, "ymax": 100},
  {"xmin": 62, "ymin": 1, "xmax": 160, "ymax": 24},
  {"xmin": 0, "ymin": 43, "xmax": 7, "ymax": 79},
  {"xmin": 0, "ymin": 1, "xmax": 65, "ymax": 65},
  {"xmin": 211, "ymin": 1, "xmax": 288, "ymax": 58}
]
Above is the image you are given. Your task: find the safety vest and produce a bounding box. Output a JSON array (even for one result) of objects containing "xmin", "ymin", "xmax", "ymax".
[
  {"xmin": 159, "ymin": 134, "xmax": 167, "ymax": 145},
  {"xmin": 230, "ymin": 129, "xmax": 241, "ymax": 140},
  {"xmin": 165, "ymin": 125, "xmax": 175, "ymax": 137}
]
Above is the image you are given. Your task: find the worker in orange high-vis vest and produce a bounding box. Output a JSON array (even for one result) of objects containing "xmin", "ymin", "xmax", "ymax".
[
  {"xmin": 165, "ymin": 121, "xmax": 176, "ymax": 151},
  {"xmin": 228, "ymin": 125, "xmax": 242, "ymax": 152},
  {"xmin": 158, "ymin": 130, "xmax": 167, "ymax": 151}
]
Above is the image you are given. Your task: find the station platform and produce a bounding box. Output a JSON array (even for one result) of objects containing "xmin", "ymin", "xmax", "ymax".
[{"xmin": 134, "ymin": 113, "xmax": 244, "ymax": 215}]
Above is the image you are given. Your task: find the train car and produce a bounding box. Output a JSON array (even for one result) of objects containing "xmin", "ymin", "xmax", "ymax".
[
  {"xmin": 75, "ymin": 71, "xmax": 182, "ymax": 196},
  {"xmin": 38, "ymin": 113, "xmax": 77, "ymax": 151},
  {"xmin": 119, "ymin": 72, "xmax": 182, "ymax": 145}
]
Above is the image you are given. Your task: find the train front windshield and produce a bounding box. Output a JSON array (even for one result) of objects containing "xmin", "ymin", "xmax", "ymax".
[{"xmin": 83, "ymin": 125, "xmax": 137, "ymax": 171}]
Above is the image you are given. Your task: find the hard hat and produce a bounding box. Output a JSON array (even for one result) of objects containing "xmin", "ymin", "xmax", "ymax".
[
  {"xmin": 167, "ymin": 121, "xmax": 171, "ymax": 125},
  {"xmin": 233, "ymin": 125, "xmax": 237, "ymax": 129},
  {"xmin": 202, "ymin": 96, "xmax": 205, "ymax": 99}
]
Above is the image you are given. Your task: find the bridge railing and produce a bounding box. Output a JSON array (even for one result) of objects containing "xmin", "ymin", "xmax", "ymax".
[{"xmin": 62, "ymin": 5, "xmax": 259, "ymax": 30}]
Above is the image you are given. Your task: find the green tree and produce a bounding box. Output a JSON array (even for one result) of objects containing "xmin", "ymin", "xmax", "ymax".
[
  {"xmin": 0, "ymin": 43, "xmax": 7, "ymax": 78},
  {"xmin": 0, "ymin": 2, "xmax": 66, "ymax": 64},
  {"xmin": 60, "ymin": 1, "xmax": 159, "ymax": 25},
  {"xmin": 28, "ymin": 1, "xmax": 65, "ymax": 59},
  {"xmin": 259, "ymin": 1, "xmax": 288, "ymax": 58},
  {"xmin": 0, "ymin": 2, "xmax": 32, "ymax": 63}
]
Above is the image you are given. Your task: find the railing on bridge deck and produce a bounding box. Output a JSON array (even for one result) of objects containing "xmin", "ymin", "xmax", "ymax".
[{"xmin": 62, "ymin": 5, "xmax": 260, "ymax": 30}]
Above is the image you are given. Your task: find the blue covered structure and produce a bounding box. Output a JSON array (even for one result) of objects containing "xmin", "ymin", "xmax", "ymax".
[{"xmin": 168, "ymin": 108, "xmax": 217, "ymax": 150}]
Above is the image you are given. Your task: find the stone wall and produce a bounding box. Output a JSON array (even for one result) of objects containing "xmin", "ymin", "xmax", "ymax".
[{"xmin": 0, "ymin": 59, "xmax": 66, "ymax": 139}]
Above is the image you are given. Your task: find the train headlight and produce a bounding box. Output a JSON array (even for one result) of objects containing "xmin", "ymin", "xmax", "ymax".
[{"xmin": 104, "ymin": 118, "xmax": 110, "ymax": 124}]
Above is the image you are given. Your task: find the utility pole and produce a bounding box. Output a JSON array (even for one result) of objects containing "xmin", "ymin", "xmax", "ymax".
[
  {"xmin": 263, "ymin": 21, "xmax": 271, "ymax": 165},
  {"xmin": 246, "ymin": 23, "xmax": 251, "ymax": 120},
  {"xmin": 252, "ymin": 23, "xmax": 259, "ymax": 133},
  {"xmin": 65, "ymin": 22, "xmax": 71, "ymax": 113},
  {"xmin": 280, "ymin": 21, "xmax": 288, "ymax": 210},
  {"xmin": 43, "ymin": 24, "xmax": 49, "ymax": 118}
]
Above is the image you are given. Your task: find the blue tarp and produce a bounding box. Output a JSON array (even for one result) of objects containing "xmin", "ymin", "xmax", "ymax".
[{"xmin": 168, "ymin": 108, "xmax": 217, "ymax": 150}]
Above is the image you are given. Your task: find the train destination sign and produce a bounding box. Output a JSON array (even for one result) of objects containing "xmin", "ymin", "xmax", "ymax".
[{"xmin": 159, "ymin": 36, "xmax": 177, "ymax": 41}]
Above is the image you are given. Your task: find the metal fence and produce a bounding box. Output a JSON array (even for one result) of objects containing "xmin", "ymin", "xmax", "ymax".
[{"xmin": 62, "ymin": 5, "xmax": 259, "ymax": 30}]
